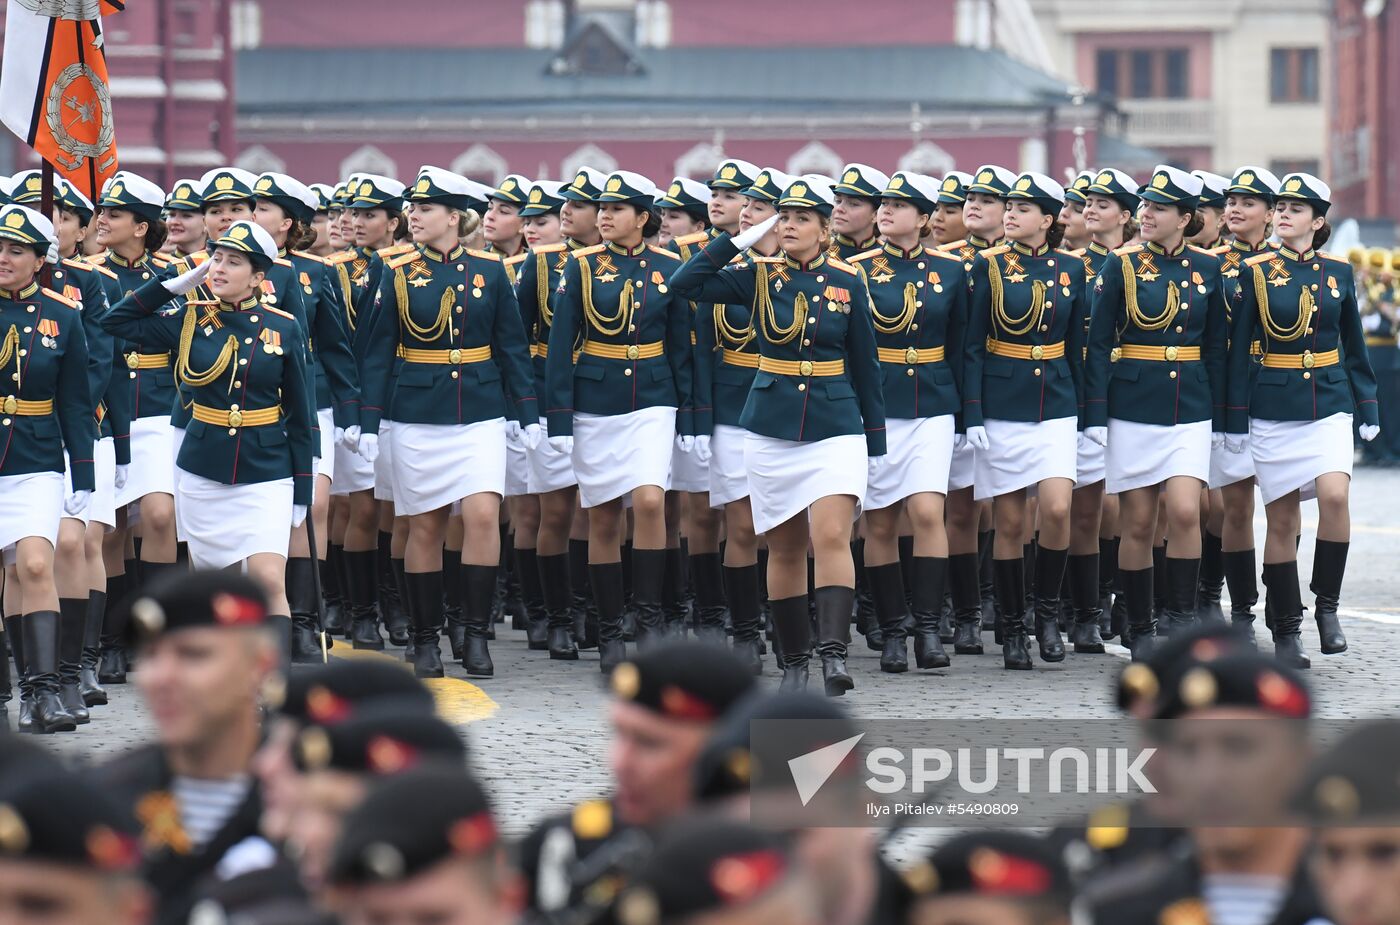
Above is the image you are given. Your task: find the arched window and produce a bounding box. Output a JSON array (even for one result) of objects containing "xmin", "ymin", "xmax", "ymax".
[
  {"xmin": 897, "ymin": 141, "xmax": 956, "ymax": 178},
  {"xmin": 233, "ymin": 144, "xmax": 286, "ymax": 175},
  {"xmin": 786, "ymin": 141, "xmax": 843, "ymax": 178},
  {"xmin": 450, "ymin": 145, "xmax": 508, "ymax": 186},
  {"xmin": 674, "ymin": 141, "xmax": 724, "ymax": 180},
  {"xmin": 560, "ymin": 144, "xmax": 618, "ymax": 180},
  {"xmin": 339, "ymin": 145, "xmax": 397, "ymax": 181}
]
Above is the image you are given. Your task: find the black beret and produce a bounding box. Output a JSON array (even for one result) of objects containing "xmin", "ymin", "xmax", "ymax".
[
  {"xmin": 1291, "ymin": 719, "xmax": 1400, "ymax": 823},
  {"xmin": 327, "ymin": 767, "xmax": 497, "ymax": 886},
  {"xmin": 128, "ymin": 569, "xmax": 271, "ymax": 642},
  {"xmin": 0, "ymin": 761, "xmax": 141, "ymax": 871},
  {"xmin": 293, "ymin": 700, "xmax": 465, "ymax": 774},
  {"xmin": 1153, "ymin": 651, "xmax": 1310, "ymax": 721},
  {"xmin": 609, "ymin": 642, "xmax": 756, "ymax": 721},
  {"xmin": 902, "ymin": 831, "xmax": 1071, "ymax": 904},
  {"xmin": 277, "ymin": 659, "xmax": 434, "ymax": 724},
  {"xmin": 614, "ymin": 817, "xmax": 792, "ymax": 925},
  {"xmin": 187, "ymin": 860, "xmax": 333, "ymax": 925},
  {"xmin": 693, "ymin": 690, "xmax": 858, "ymax": 801},
  {"xmin": 1116, "ymin": 622, "xmax": 1254, "ymax": 715}
]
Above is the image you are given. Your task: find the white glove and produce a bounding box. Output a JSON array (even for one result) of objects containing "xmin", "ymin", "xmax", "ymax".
[
  {"xmin": 966, "ymin": 426, "xmax": 990, "ymax": 451},
  {"xmin": 292, "ymin": 504, "xmax": 308, "ymax": 528},
  {"xmin": 1085, "ymin": 426, "xmax": 1108, "ymax": 448},
  {"xmin": 63, "ymin": 490, "xmax": 91, "ymax": 516},
  {"xmin": 868, "ymin": 455, "xmax": 886, "ymax": 476},
  {"xmin": 521, "ymin": 423, "xmax": 542, "ymax": 449},
  {"xmin": 1211, "ymin": 432, "xmax": 1225, "ymax": 450},
  {"xmin": 340, "ymin": 424, "xmax": 361, "ymax": 450},
  {"xmin": 504, "ymin": 419, "xmax": 523, "ymax": 447},
  {"xmin": 953, "ymin": 432, "xmax": 966, "ymax": 450},
  {"xmin": 694, "ymin": 434, "xmax": 712, "ymax": 463},
  {"xmin": 1360, "ymin": 424, "xmax": 1380, "ymax": 442},
  {"xmin": 161, "ymin": 260, "xmax": 211, "ymax": 295},
  {"xmin": 676, "ymin": 435, "xmax": 695, "ymax": 454},
  {"xmin": 114, "ymin": 464, "xmax": 129, "ymax": 490},
  {"xmin": 358, "ymin": 432, "xmax": 379, "ymax": 463},
  {"xmin": 1225, "ymin": 434, "xmax": 1247, "ymax": 455},
  {"xmin": 731, "ymin": 214, "xmax": 780, "ymax": 250},
  {"xmin": 549, "ymin": 435, "xmax": 574, "ymax": 455}
]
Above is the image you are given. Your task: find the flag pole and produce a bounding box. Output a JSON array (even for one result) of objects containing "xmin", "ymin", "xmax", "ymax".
[{"xmin": 39, "ymin": 160, "xmax": 55, "ymax": 288}]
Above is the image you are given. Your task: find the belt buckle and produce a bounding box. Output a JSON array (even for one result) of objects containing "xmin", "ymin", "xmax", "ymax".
[
  {"xmin": 126, "ymin": 352, "xmax": 140, "ymax": 370},
  {"xmin": 449, "ymin": 348, "xmax": 463, "ymax": 365},
  {"xmin": 1110, "ymin": 347, "xmax": 1122, "ymax": 363},
  {"xmin": 1031, "ymin": 344, "xmax": 1044, "ymax": 360},
  {"xmin": 904, "ymin": 347, "xmax": 919, "ymax": 365},
  {"xmin": 626, "ymin": 344, "xmax": 640, "ymax": 360},
  {"xmin": 227, "ymin": 409, "xmax": 243, "ymax": 428},
  {"xmin": 1302, "ymin": 351, "xmax": 1315, "ymax": 369},
  {"xmin": 1165, "ymin": 345, "xmax": 1179, "ymax": 361},
  {"xmin": 2, "ymin": 396, "xmax": 15, "ymax": 415},
  {"xmin": 799, "ymin": 359, "xmax": 814, "ymax": 377}
]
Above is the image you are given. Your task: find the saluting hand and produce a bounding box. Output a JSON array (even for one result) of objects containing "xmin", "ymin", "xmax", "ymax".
[
  {"xmin": 161, "ymin": 259, "xmax": 211, "ymax": 295},
  {"xmin": 731, "ymin": 214, "xmax": 780, "ymax": 250},
  {"xmin": 966, "ymin": 426, "xmax": 991, "ymax": 451}
]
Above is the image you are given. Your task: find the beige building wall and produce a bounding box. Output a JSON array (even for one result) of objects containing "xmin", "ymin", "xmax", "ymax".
[{"xmin": 1028, "ymin": 0, "xmax": 1328, "ymax": 175}]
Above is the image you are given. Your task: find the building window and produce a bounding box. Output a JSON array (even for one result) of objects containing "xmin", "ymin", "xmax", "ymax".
[
  {"xmin": 1096, "ymin": 48, "xmax": 1190, "ymax": 99},
  {"xmin": 1271, "ymin": 48, "xmax": 1319, "ymax": 103},
  {"xmin": 339, "ymin": 146, "xmax": 397, "ymax": 182},
  {"xmin": 1269, "ymin": 159, "xmax": 1320, "ymax": 178},
  {"xmin": 786, "ymin": 141, "xmax": 843, "ymax": 178},
  {"xmin": 561, "ymin": 144, "xmax": 618, "ymax": 182},
  {"xmin": 451, "ymin": 145, "xmax": 507, "ymax": 186}
]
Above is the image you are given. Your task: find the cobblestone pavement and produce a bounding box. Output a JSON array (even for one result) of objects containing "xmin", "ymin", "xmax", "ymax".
[{"xmin": 23, "ymin": 466, "xmax": 1400, "ymax": 836}]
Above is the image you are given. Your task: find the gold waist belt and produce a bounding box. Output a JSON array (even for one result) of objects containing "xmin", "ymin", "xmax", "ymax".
[
  {"xmin": 580, "ymin": 341, "xmax": 664, "ymax": 361},
  {"xmin": 877, "ymin": 346, "xmax": 946, "ymax": 365},
  {"xmin": 758, "ymin": 357, "xmax": 846, "ymax": 377},
  {"xmin": 1260, "ymin": 349, "xmax": 1339, "ymax": 370},
  {"xmin": 396, "ymin": 345, "xmax": 493, "ymax": 365},
  {"xmin": 126, "ymin": 351, "xmax": 170, "ymax": 370},
  {"xmin": 1112, "ymin": 344, "xmax": 1202, "ymax": 362},
  {"xmin": 1, "ymin": 396, "xmax": 53, "ymax": 416},
  {"xmin": 985, "ymin": 338, "xmax": 1064, "ymax": 360},
  {"xmin": 191, "ymin": 403, "xmax": 282, "ymax": 428},
  {"xmin": 721, "ymin": 348, "xmax": 760, "ymax": 368}
]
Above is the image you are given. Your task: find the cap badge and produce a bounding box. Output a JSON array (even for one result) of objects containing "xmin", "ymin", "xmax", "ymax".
[
  {"xmin": 843, "ymin": 169, "xmax": 859, "ymax": 184},
  {"xmin": 977, "ymin": 170, "xmax": 993, "ymax": 183},
  {"xmin": 720, "ymin": 164, "xmax": 738, "ymax": 180},
  {"xmin": 1285, "ymin": 178, "xmax": 1302, "ymax": 193},
  {"xmin": 1096, "ymin": 171, "xmax": 1114, "ymax": 185},
  {"xmin": 1015, "ymin": 178, "xmax": 1032, "ymax": 192},
  {"xmin": 415, "ymin": 178, "xmax": 431, "ymax": 193},
  {"xmin": 110, "ymin": 182, "xmax": 124, "ymax": 197},
  {"xmin": 1238, "ymin": 171, "xmax": 1255, "ymax": 186},
  {"xmin": 4, "ymin": 212, "xmax": 26, "ymax": 229},
  {"xmin": 255, "ymin": 177, "xmax": 273, "ymax": 191},
  {"xmin": 942, "ymin": 178, "xmax": 957, "ymax": 191},
  {"xmin": 0, "ymin": 804, "xmax": 29, "ymax": 854},
  {"xmin": 790, "ymin": 183, "xmax": 807, "ymax": 198},
  {"xmin": 605, "ymin": 177, "xmax": 623, "ymax": 193},
  {"xmin": 175, "ymin": 185, "xmax": 191, "ymax": 199},
  {"xmin": 756, "ymin": 172, "xmax": 769, "ymax": 186},
  {"xmin": 215, "ymin": 175, "xmax": 234, "ymax": 192},
  {"xmin": 359, "ymin": 181, "xmax": 373, "ymax": 197},
  {"xmin": 1179, "ymin": 666, "xmax": 1218, "ymax": 708},
  {"xmin": 1152, "ymin": 173, "xmax": 1169, "ymax": 189},
  {"xmin": 228, "ymin": 225, "xmax": 249, "ymax": 241},
  {"xmin": 502, "ymin": 178, "xmax": 516, "ymax": 191},
  {"xmin": 668, "ymin": 182, "xmax": 682, "ymax": 197},
  {"xmin": 890, "ymin": 175, "xmax": 905, "ymax": 189},
  {"xmin": 529, "ymin": 187, "xmax": 543, "ymax": 203}
]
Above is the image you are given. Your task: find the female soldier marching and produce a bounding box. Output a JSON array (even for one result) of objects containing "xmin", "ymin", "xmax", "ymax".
[
  {"xmin": 671, "ymin": 176, "xmax": 886, "ymax": 696},
  {"xmin": 360, "ymin": 167, "xmax": 539, "ymax": 679},
  {"xmin": 1225, "ymin": 173, "xmax": 1379, "ymax": 667},
  {"xmin": 850, "ymin": 171, "xmax": 966, "ymax": 673}
]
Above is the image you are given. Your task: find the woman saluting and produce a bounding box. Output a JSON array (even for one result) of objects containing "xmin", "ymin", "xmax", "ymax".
[
  {"xmin": 1225, "ymin": 173, "xmax": 1379, "ymax": 667},
  {"xmin": 670, "ymin": 176, "xmax": 886, "ymax": 696},
  {"xmin": 101, "ymin": 221, "xmax": 314, "ymax": 635}
]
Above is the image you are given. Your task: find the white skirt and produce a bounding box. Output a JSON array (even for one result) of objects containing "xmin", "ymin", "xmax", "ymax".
[
  {"xmin": 332, "ymin": 440, "xmax": 375, "ymax": 495},
  {"xmin": 973, "ymin": 417, "xmax": 1077, "ymax": 501},
  {"xmin": 1075, "ymin": 434, "xmax": 1106, "ymax": 488},
  {"xmin": 745, "ymin": 432, "xmax": 866, "ymax": 535},
  {"xmin": 119, "ymin": 415, "xmax": 176, "ymax": 506},
  {"xmin": 63, "ymin": 439, "xmax": 117, "ymax": 529},
  {"xmin": 373, "ymin": 421, "xmax": 396, "ymax": 502},
  {"xmin": 316, "ymin": 409, "xmax": 335, "ymax": 481},
  {"xmin": 1250, "ymin": 413, "xmax": 1353, "ymax": 505},
  {"xmin": 1106, "ymin": 419, "xmax": 1211, "ymax": 494},
  {"xmin": 391, "ymin": 419, "xmax": 507, "ymax": 516},
  {"xmin": 527, "ymin": 417, "xmax": 577, "ymax": 494},
  {"xmin": 172, "ymin": 425, "xmax": 188, "ymax": 540},
  {"xmin": 177, "ymin": 470, "xmax": 293, "ymax": 569},
  {"xmin": 504, "ymin": 441, "xmax": 531, "ymax": 497},
  {"xmin": 1208, "ymin": 439, "xmax": 1256, "ymax": 489},
  {"xmin": 573, "ymin": 407, "xmax": 675, "ymax": 509},
  {"xmin": 865, "ymin": 415, "xmax": 954, "ymax": 510},
  {"xmin": 708, "ymin": 424, "xmax": 751, "ymax": 508},
  {"xmin": 948, "ymin": 440, "xmax": 976, "ymax": 492},
  {"xmin": 670, "ymin": 440, "xmax": 709, "ymax": 493},
  {"xmin": 0, "ymin": 471, "xmax": 64, "ymax": 566}
]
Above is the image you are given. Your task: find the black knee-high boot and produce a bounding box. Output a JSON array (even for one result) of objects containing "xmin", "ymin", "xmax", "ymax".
[
  {"xmin": 460, "ymin": 564, "xmax": 496, "ymax": 677},
  {"xmin": 772, "ymin": 594, "xmax": 810, "ymax": 691},
  {"xmin": 346, "ymin": 549, "xmax": 385, "ymax": 650},
  {"xmin": 569, "ymin": 538, "xmax": 598, "ymax": 649},
  {"xmin": 634, "ymin": 548, "xmax": 668, "ymax": 649},
  {"xmin": 443, "ymin": 549, "xmax": 465, "ymax": 660},
  {"xmin": 1151, "ymin": 544, "xmax": 1167, "ymax": 623},
  {"xmin": 661, "ymin": 546, "xmax": 687, "ymax": 637},
  {"xmin": 911, "ymin": 557, "xmax": 950, "ymax": 669},
  {"xmin": 324, "ymin": 543, "xmax": 347, "ymax": 636},
  {"xmin": 948, "ymin": 552, "xmax": 984, "ymax": 654},
  {"xmin": 994, "ymin": 559, "xmax": 1032, "ymax": 670},
  {"xmin": 0, "ymin": 627, "xmax": 10, "ymax": 727},
  {"xmin": 80, "ymin": 589, "xmax": 108, "ymax": 706},
  {"xmin": 1198, "ymin": 531, "xmax": 1225, "ymax": 623},
  {"xmin": 1310, "ymin": 540, "xmax": 1349, "ymax": 655},
  {"xmin": 815, "ymin": 586, "xmax": 856, "ymax": 696},
  {"xmin": 23, "ymin": 612, "xmax": 77, "ymax": 734},
  {"xmin": 516, "ymin": 547, "xmax": 548, "ymax": 650},
  {"xmin": 1122, "ymin": 567, "xmax": 1156, "ymax": 662},
  {"xmin": 724, "ymin": 564, "xmax": 762, "ymax": 673},
  {"xmin": 852, "ymin": 540, "xmax": 881, "ymax": 650},
  {"xmin": 690, "ymin": 552, "xmax": 728, "ymax": 643},
  {"xmin": 538, "ymin": 553, "xmax": 577, "ymax": 660},
  {"xmin": 406, "ymin": 570, "xmax": 445, "ymax": 678},
  {"xmin": 5, "ymin": 615, "xmax": 33, "ymax": 732},
  {"xmin": 866, "ymin": 563, "xmax": 907, "ymax": 673},
  {"xmin": 1162, "ymin": 557, "xmax": 1200, "ymax": 635},
  {"xmin": 978, "ymin": 529, "xmax": 997, "ymax": 630},
  {"xmin": 1098, "ymin": 536, "xmax": 1118, "ymax": 638},
  {"xmin": 1021, "ymin": 541, "xmax": 1037, "ymax": 633},
  {"xmin": 56, "ymin": 598, "xmax": 90, "ymax": 724},
  {"xmin": 897, "ymin": 535, "xmax": 916, "ymax": 626},
  {"xmin": 285, "ymin": 558, "xmax": 322, "ymax": 664},
  {"xmin": 1033, "ymin": 546, "xmax": 1067, "ymax": 662},
  {"xmin": 378, "ymin": 531, "xmax": 409, "ymax": 645},
  {"xmin": 1263, "ymin": 560, "xmax": 1309, "ymax": 669},
  {"xmin": 1223, "ymin": 548, "xmax": 1259, "ymax": 646},
  {"xmin": 1067, "ymin": 553, "xmax": 1105, "ymax": 653},
  {"xmin": 589, "ymin": 562, "xmax": 626, "ymax": 673},
  {"xmin": 97, "ymin": 572, "xmax": 130, "ymax": 683}
]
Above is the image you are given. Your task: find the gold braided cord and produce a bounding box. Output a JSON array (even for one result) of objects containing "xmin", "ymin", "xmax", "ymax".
[
  {"xmin": 871, "ymin": 282, "xmax": 918, "ymax": 335},
  {"xmin": 579, "ymin": 257, "xmax": 633, "ymax": 337},
  {"xmin": 713, "ymin": 301, "xmax": 756, "ymax": 350},
  {"xmin": 988, "ymin": 256, "xmax": 1044, "ymax": 336},
  {"xmin": 0, "ymin": 324, "xmax": 17, "ymax": 370},
  {"xmin": 335, "ymin": 264, "xmax": 356, "ymax": 332},
  {"xmin": 1254, "ymin": 265, "xmax": 1314, "ymax": 343},
  {"xmin": 1122, "ymin": 254, "xmax": 1180, "ymax": 332},
  {"xmin": 393, "ymin": 266, "xmax": 452, "ymax": 342},
  {"xmin": 536, "ymin": 253, "xmax": 553, "ymax": 328},
  {"xmin": 177, "ymin": 305, "xmax": 237, "ymax": 388}
]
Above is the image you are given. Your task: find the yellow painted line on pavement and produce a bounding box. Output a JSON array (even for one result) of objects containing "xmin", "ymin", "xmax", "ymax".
[{"xmin": 325, "ymin": 648, "xmax": 499, "ymax": 724}]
